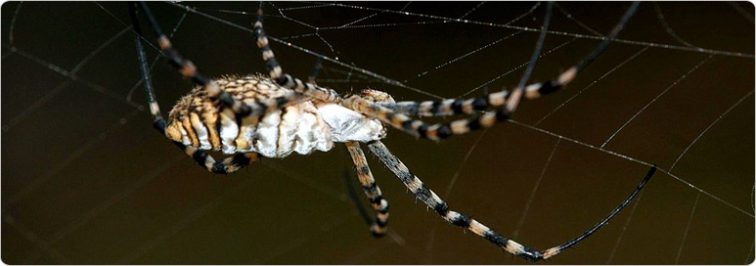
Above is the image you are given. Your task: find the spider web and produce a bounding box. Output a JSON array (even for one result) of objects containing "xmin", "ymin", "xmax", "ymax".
[{"xmin": 2, "ymin": 2, "xmax": 753, "ymax": 264}]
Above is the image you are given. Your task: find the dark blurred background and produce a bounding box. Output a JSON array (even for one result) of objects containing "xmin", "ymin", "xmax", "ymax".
[{"xmin": 2, "ymin": 1, "xmax": 754, "ymax": 264}]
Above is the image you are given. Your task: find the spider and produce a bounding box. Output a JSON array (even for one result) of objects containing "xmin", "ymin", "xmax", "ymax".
[{"xmin": 129, "ymin": 1, "xmax": 656, "ymax": 261}]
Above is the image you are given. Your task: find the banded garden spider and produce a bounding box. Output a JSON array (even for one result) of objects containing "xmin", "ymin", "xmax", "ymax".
[{"xmin": 129, "ymin": 1, "xmax": 656, "ymax": 261}]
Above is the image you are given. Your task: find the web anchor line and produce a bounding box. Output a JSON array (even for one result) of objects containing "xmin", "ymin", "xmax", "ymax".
[
  {"xmin": 324, "ymin": 2, "xmax": 754, "ymax": 59},
  {"xmin": 508, "ymin": 120, "xmax": 754, "ymax": 218}
]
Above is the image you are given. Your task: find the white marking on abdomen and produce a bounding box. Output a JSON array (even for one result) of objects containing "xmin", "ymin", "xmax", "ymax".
[
  {"xmin": 254, "ymin": 109, "xmax": 281, "ymax": 157},
  {"xmin": 190, "ymin": 113, "xmax": 212, "ymax": 150},
  {"xmin": 219, "ymin": 109, "xmax": 239, "ymax": 154},
  {"xmin": 179, "ymin": 125, "xmax": 191, "ymax": 146},
  {"xmin": 217, "ymin": 101, "xmax": 335, "ymax": 157}
]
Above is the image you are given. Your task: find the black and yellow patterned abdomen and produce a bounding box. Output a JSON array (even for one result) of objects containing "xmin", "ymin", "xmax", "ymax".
[{"xmin": 164, "ymin": 75, "xmax": 335, "ymax": 157}]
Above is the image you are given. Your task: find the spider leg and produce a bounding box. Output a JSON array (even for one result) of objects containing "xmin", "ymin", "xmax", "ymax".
[
  {"xmin": 130, "ymin": 2, "xmax": 279, "ymax": 126},
  {"xmin": 181, "ymin": 145, "xmax": 259, "ymax": 174},
  {"xmin": 379, "ymin": 2, "xmax": 554, "ymax": 118},
  {"xmin": 131, "ymin": 15, "xmax": 164, "ymax": 129},
  {"xmin": 366, "ymin": 140, "xmax": 655, "ymax": 261},
  {"xmin": 253, "ymin": 5, "xmax": 342, "ymax": 103},
  {"xmin": 356, "ymin": 2, "xmax": 639, "ymax": 140},
  {"xmin": 345, "ymin": 141, "xmax": 390, "ymax": 237}
]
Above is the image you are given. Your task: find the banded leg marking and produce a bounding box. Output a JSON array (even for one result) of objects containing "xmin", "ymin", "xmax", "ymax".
[
  {"xmin": 370, "ymin": 0, "xmax": 554, "ymax": 120},
  {"xmin": 353, "ymin": 3, "xmax": 641, "ymax": 141},
  {"xmin": 366, "ymin": 141, "xmax": 542, "ymax": 260},
  {"xmin": 183, "ymin": 145, "xmax": 259, "ymax": 174},
  {"xmin": 345, "ymin": 141, "xmax": 390, "ymax": 236},
  {"xmin": 366, "ymin": 140, "xmax": 656, "ymax": 261},
  {"xmin": 379, "ymin": 80, "xmax": 563, "ymax": 118},
  {"xmin": 253, "ymin": 6, "xmax": 342, "ymax": 104},
  {"xmin": 343, "ymin": 96, "xmax": 506, "ymax": 141},
  {"xmin": 131, "ymin": 2, "xmax": 256, "ymax": 120}
]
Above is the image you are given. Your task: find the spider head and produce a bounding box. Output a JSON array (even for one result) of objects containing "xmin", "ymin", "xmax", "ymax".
[{"xmin": 360, "ymin": 89, "xmax": 395, "ymax": 104}]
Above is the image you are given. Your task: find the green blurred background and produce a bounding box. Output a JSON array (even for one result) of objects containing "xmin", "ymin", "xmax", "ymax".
[{"xmin": 2, "ymin": 1, "xmax": 754, "ymax": 264}]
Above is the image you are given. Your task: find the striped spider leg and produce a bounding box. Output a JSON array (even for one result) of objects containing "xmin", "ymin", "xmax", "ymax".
[
  {"xmin": 345, "ymin": 142, "xmax": 390, "ymax": 237},
  {"xmin": 130, "ymin": 2, "xmax": 260, "ymax": 174},
  {"xmin": 252, "ymin": 6, "xmax": 342, "ymax": 104},
  {"xmin": 367, "ymin": 140, "xmax": 656, "ymax": 261},
  {"xmin": 365, "ymin": 2, "xmax": 641, "ymax": 141}
]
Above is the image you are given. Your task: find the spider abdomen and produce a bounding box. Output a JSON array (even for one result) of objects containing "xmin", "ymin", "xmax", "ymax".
[{"xmin": 164, "ymin": 75, "xmax": 385, "ymax": 158}]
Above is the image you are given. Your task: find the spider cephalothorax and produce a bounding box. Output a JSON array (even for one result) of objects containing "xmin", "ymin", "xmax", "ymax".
[{"xmin": 130, "ymin": 1, "xmax": 654, "ymax": 261}]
